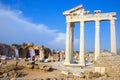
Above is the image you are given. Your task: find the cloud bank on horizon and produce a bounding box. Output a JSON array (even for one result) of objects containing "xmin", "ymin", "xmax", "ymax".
[{"xmin": 0, "ymin": 3, "xmax": 79, "ymax": 50}]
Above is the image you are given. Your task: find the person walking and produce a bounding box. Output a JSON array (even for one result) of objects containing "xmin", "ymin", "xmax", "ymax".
[
  {"xmin": 15, "ymin": 47, "xmax": 19, "ymax": 60},
  {"xmin": 29, "ymin": 47, "xmax": 35, "ymax": 61},
  {"xmin": 39, "ymin": 46, "xmax": 45, "ymax": 62},
  {"xmin": 59, "ymin": 51, "xmax": 63, "ymax": 61}
]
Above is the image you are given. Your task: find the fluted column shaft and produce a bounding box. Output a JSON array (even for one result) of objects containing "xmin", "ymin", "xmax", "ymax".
[
  {"xmin": 64, "ymin": 22, "xmax": 74, "ymax": 65},
  {"xmin": 95, "ymin": 20, "xmax": 100, "ymax": 61},
  {"xmin": 79, "ymin": 21, "xmax": 85, "ymax": 66},
  {"xmin": 70, "ymin": 23, "xmax": 74, "ymax": 62},
  {"xmin": 110, "ymin": 19, "xmax": 117, "ymax": 54}
]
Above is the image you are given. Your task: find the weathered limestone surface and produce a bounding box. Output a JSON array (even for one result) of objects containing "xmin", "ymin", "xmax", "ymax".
[
  {"xmin": 64, "ymin": 22, "xmax": 74, "ymax": 65},
  {"xmin": 79, "ymin": 21, "xmax": 85, "ymax": 66},
  {"xmin": 110, "ymin": 19, "xmax": 117, "ymax": 54},
  {"xmin": 95, "ymin": 20, "xmax": 100, "ymax": 61},
  {"xmin": 93, "ymin": 54, "xmax": 120, "ymax": 77}
]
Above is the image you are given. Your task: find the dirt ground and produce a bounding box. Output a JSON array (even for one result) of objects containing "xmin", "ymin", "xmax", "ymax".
[
  {"xmin": 19, "ymin": 68, "xmax": 61, "ymax": 79},
  {"xmin": 1, "ymin": 60, "xmax": 63, "ymax": 79},
  {"xmin": 1, "ymin": 59, "xmax": 120, "ymax": 80}
]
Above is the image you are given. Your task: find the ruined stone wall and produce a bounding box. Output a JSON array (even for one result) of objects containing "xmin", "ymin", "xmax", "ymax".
[{"xmin": 93, "ymin": 55, "xmax": 120, "ymax": 77}]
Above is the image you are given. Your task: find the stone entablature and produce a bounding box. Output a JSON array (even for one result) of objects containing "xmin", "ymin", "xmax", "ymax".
[
  {"xmin": 65, "ymin": 13, "xmax": 116, "ymax": 22},
  {"xmin": 63, "ymin": 5, "xmax": 116, "ymax": 22}
]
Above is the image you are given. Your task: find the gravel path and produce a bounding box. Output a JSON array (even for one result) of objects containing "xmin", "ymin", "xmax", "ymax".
[{"xmin": 38, "ymin": 61, "xmax": 93, "ymax": 74}]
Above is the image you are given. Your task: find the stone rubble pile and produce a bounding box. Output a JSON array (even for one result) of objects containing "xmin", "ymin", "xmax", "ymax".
[
  {"xmin": 60, "ymin": 70, "xmax": 102, "ymax": 80},
  {"xmin": 0, "ymin": 64, "xmax": 25, "ymax": 79},
  {"xmin": 26, "ymin": 61, "xmax": 52, "ymax": 71},
  {"xmin": 0, "ymin": 55, "xmax": 7, "ymax": 64},
  {"xmin": 1, "ymin": 53, "xmax": 120, "ymax": 80},
  {"xmin": 93, "ymin": 54, "xmax": 120, "ymax": 77}
]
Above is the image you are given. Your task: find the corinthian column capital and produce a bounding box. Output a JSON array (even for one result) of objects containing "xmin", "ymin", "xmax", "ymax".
[
  {"xmin": 110, "ymin": 19, "xmax": 115, "ymax": 25},
  {"xmin": 80, "ymin": 20, "xmax": 84, "ymax": 27},
  {"xmin": 95, "ymin": 20, "xmax": 100, "ymax": 27}
]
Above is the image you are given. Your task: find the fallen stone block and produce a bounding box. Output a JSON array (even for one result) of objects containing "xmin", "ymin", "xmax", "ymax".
[
  {"xmin": 39, "ymin": 64, "xmax": 52, "ymax": 71},
  {"xmin": 93, "ymin": 72, "xmax": 101, "ymax": 78},
  {"xmin": 79, "ymin": 72, "xmax": 85, "ymax": 78},
  {"xmin": 61, "ymin": 71, "xmax": 71, "ymax": 76},
  {"xmin": 27, "ymin": 61, "xmax": 35, "ymax": 65},
  {"xmin": 94, "ymin": 67, "xmax": 106, "ymax": 75},
  {"xmin": 34, "ymin": 64, "xmax": 39, "ymax": 69}
]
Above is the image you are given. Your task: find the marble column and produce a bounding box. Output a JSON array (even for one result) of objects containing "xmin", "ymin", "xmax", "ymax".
[
  {"xmin": 95, "ymin": 20, "xmax": 100, "ymax": 61},
  {"xmin": 64, "ymin": 22, "xmax": 74, "ymax": 65},
  {"xmin": 79, "ymin": 21, "xmax": 85, "ymax": 66},
  {"xmin": 70, "ymin": 23, "xmax": 74, "ymax": 63},
  {"xmin": 110, "ymin": 19, "xmax": 117, "ymax": 54}
]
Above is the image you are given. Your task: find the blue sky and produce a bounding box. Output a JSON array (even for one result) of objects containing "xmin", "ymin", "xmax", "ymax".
[{"xmin": 0, "ymin": 0, "xmax": 120, "ymax": 52}]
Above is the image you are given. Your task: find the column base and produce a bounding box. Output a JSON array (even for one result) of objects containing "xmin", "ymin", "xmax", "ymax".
[
  {"xmin": 63, "ymin": 61, "xmax": 70, "ymax": 66},
  {"xmin": 111, "ymin": 52, "xmax": 117, "ymax": 55},
  {"xmin": 95, "ymin": 52, "xmax": 100, "ymax": 61},
  {"xmin": 94, "ymin": 56, "xmax": 97, "ymax": 61},
  {"xmin": 64, "ymin": 64, "xmax": 85, "ymax": 67},
  {"xmin": 78, "ymin": 62, "xmax": 86, "ymax": 66}
]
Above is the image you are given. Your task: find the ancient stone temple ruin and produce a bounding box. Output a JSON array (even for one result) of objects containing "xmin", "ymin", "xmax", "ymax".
[{"xmin": 63, "ymin": 5, "xmax": 117, "ymax": 66}]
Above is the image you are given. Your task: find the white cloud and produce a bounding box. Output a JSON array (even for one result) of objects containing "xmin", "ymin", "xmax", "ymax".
[
  {"xmin": 0, "ymin": 4, "xmax": 80, "ymax": 50},
  {"xmin": 0, "ymin": 5, "xmax": 57, "ymax": 44},
  {"xmin": 47, "ymin": 32, "xmax": 80, "ymax": 50},
  {"xmin": 47, "ymin": 33, "xmax": 66, "ymax": 49},
  {"xmin": 53, "ymin": 33, "xmax": 66, "ymax": 43}
]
